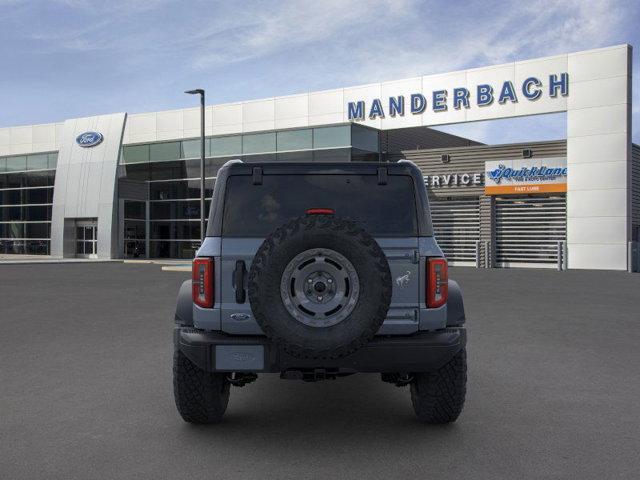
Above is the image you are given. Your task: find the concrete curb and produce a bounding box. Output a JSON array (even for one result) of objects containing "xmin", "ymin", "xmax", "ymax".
[
  {"xmin": 0, "ymin": 259, "xmax": 122, "ymax": 265},
  {"xmin": 161, "ymin": 265, "xmax": 191, "ymax": 272}
]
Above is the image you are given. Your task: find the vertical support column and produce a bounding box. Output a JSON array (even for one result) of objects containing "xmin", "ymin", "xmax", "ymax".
[
  {"xmin": 566, "ymin": 45, "xmax": 632, "ymax": 270},
  {"xmin": 117, "ymin": 199, "xmax": 124, "ymax": 258},
  {"xmin": 145, "ymin": 200, "xmax": 150, "ymax": 259},
  {"xmin": 50, "ymin": 113, "xmax": 127, "ymax": 259},
  {"xmin": 478, "ymin": 195, "xmax": 493, "ymax": 268}
]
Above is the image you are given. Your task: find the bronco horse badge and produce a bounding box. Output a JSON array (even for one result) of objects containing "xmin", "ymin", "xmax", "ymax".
[{"xmin": 395, "ymin": 270, "xmax": 411, "ymax": 288}]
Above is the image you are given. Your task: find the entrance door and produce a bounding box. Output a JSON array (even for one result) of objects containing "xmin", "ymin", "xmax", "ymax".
[
  {"xmin": 495, "ymin": 195, "xmax": 567, "ymax": 267},
  {"xmin": 76, "ymin": 221, "xmax": 98, "ymax": 258}
]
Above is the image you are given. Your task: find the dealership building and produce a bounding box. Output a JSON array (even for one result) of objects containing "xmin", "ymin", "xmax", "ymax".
[{"xmin": 0, "ymin": 44, "xmax": 637, "ymax": 271}]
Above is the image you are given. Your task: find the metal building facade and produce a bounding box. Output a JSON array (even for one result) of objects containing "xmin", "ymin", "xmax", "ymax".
[
  {"xmin": 403, "ymin": 141, "xmax": 569, "ymax": 268},
  {"xmin": 0, "ymin": 44, "xmax": 636, "ymax": 270}
]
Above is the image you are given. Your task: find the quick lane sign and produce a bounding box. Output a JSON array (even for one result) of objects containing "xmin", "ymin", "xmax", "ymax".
[
  {"xmin": 348, "ymin": 73, "xmax": 569, "ymax": 120},
  {"xmin": 484, "ymin": 157, "xmax": 567, "ymax": 195}
]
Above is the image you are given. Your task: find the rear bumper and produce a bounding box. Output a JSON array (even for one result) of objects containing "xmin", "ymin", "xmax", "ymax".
[{"xmin": 174, "ymin": 326, "xmax": 466, "ymax": 374}]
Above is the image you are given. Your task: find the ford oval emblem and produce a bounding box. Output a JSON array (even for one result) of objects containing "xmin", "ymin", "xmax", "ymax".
[{"xmin": 76, "ymin": 131, "xmax": 103, "ymax": 148}]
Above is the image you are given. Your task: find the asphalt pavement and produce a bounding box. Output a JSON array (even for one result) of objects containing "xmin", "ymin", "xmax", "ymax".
[{"xmin": 1, "ymin": 263, "xmax": 639, "ymax": 479}]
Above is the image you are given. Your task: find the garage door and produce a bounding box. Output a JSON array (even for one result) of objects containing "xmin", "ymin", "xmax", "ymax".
[
  {"xmin": 495, "ymin": 195, "xmax": 566, "ymax": 266},
  {"xmin": 429, "ymin": 196, "xmax": 480, "ymax": 264}
]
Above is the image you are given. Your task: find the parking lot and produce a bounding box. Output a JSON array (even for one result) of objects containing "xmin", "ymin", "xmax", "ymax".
[{"xmin": 1, "ymin": 263, "xmax": 639, "ymax": 479}]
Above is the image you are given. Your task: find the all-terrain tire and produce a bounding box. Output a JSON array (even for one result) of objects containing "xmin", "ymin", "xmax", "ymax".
[
  {"xmin": 248, "ymin": 214, "xmax": 392, "ymax": 360},
  {"xmin": 173, "ymin": 349, "xmax": 230, "ymax": 424},
  {"xmin": 410, "ymin": 348, "xmax": 467, "ymax": 424}
]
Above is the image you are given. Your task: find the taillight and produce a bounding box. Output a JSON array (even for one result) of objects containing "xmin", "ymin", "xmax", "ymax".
[
  {"xmin": 427, "ymin": 258, "xmax": 448, "ymax": 308},
  {"xmin": 192, "ymin": 257, "xmax": 214, "ymax": 308}
]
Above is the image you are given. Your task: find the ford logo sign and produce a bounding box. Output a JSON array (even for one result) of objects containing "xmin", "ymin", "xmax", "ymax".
[{"xmin": 76, "ymin": 131, "xmax": 103, "ymax": 148}]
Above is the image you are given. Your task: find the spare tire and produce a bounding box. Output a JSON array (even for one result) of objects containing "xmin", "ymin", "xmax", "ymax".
[{"xmin": 248, "ymin": 214, "xmax": 392, "ymax": 359}]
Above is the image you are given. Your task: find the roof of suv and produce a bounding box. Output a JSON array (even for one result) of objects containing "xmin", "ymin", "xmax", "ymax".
[{"xmin": 218, "ymin": 160, "xmax": 423, "ymax": 177}]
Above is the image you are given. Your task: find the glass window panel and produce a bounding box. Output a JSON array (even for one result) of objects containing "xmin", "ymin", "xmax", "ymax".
[
  {"xmin": 351, "ymin": 125, "xmax": 379, "ymax": 152},
  {"xmin": 0, "ymin": 158, "xmax": 6, "ymax": 173},
  {"xmin": 150, "ymin": 221, "xmax": 200, "ymax": 240},
  {"xmin": 24, "ymin": 206, "xmax": 50, "ymax": 221},
  {"xmin": 25, "ymin": 188, "xmax": 53, "ymax": 204},
  {"xmin": 150, "ymin": 160, "xmax": 188, "ymax": 181},
  {"xmin": 277, "ymin": 129, "xmax": 312, "ymax": 151},
  {"xmin": 150, "ymin": 179, "xmax": 214, "ymax": 200},
  {"xmin": 150, "ymin": 142, "xmax": 181, "ymax": 162},
  {"xmin": 211, "ymin": 136, "xmax": 242, "ymax": 157},
  {"xmin": 151, "ymin": 182, "xmax": 180, "ymax": 200},
  {"xmin": 313, "ymin": 126, "xmax": 350, "ymax": 149},
  {"xmin": 183, "ymin": 159, "xmax": 201, "ymax": 179},
  {"xmin": 6, "ymin": 156, "xmax": 27, "ymax": 172},
  {"xmin": 150, "ymin": 200, "xmax": 206, "ymax": 220},
  {"xmin": 124, "ymin": 201, "xmax": 146, "ymax": 220},
  {"xmin": 0, "ymin": 189, "xmax": 21, "ymax": 205},
  {"xmin": 2, "ymin": 173, "xmax": 23, "ymax": 188},
  {"xmin": 25, "ymin": 171, "xmax": 55, "ymax": 187},
  {"xmin": 27, "ymin": 154, "xmax": 49, "ymax": 171},
  {"xmin": 26, "ymin": 240, "xmax": 49, "ymax": 255},
  {"xmin": 181, "ymin": 139, "xmax": 198, "ymax": 159},
  {"xmin": 243, "ymin": 133, "xmax": 276, "ymax": 154},
  {"xmin": 5, "ymin": 222, "xmax": 25, "ymax": 238},
  {"xmin": 5, "ymin": 240, "xmax": 25, "ymax": 254},
  {"xmin": 122, "ymin": 145, "xmax": 150, "ymax": 164},
  {"xmin": 121, "ymin": 163, "xmax": 150, "ymax": 181},
  {"xmin": 48, "ymin": 153, "xmax": 58, "ymax": 170},
  {"xmin": 25, "ymin": 222, "xmax": 50, "ymax": 238},
  {"xmin": 150, "ymin": 240, "xmax": 199, "ymax": 259},
  {"xmin": 0, "ymin": 206, "xmax": 22, "ymax": 221},
  {"xmin": 124, "ymin": 220, "xmax": 146, "ymax": 239},
  {"xmin": 313, "ymin": 148, "xmax": 351, "ymax": 162},
  {"xmin": 181, "ymin": 139, "xmax": 204, "ymax": 159},
  {"xmin": 124, "ymin": 240, "xmax": 145, "ymax": 258}
]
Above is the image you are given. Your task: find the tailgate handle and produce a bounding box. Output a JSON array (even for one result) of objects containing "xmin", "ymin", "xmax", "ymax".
[
  {"xmin": 233, "ymin": 260, "xmax": 247, "ymax": 303},
  {"xmin": 386, "ymin": 251, "xmax": 420, "ymax": 264}
]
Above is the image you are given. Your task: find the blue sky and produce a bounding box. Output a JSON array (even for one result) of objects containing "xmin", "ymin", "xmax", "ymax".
[{"xmin": 0, "ymin": 0, "xmax": 638, "ymax": 144}]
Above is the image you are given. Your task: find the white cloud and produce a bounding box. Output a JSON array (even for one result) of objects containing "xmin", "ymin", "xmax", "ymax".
[
  {"xmin": 332, "ymin": 0, "xmax": 628, "ymax": 83},
  {"xmin": 190, "ymin": 0, "xmax": 415, "ymax": 70},
  {"xmin": 2, "ymin": 0, "xmax": 638, "ymax": 141},
  {"xmin": 434, "ymin": 113, "xmax": 567, "ymax": 144}
]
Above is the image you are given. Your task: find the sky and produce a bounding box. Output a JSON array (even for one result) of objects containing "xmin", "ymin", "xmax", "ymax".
[{"xmin": 0, "ymin": 0, "xmax": 638, "ymax": 144}]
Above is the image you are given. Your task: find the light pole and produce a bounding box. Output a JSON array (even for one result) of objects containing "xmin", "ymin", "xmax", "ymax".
[{"xmin": 185, "ymin": 89, "xmax": 206, "ymax": 243}]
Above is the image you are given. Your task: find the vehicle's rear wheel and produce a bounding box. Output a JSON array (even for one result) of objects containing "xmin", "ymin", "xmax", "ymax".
[
  {"xmin": 410, "ymin": 348, "xmax": 467, "ymax": 424},
  {"xmin": 173, "ymin": 349, "xmax": 230, "ymax": 424}
]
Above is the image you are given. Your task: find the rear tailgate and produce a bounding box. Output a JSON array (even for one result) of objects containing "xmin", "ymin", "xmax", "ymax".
[
  {"xmin": 218, "ymin": 236, "xmax": 422, "ymax": 335},
  {"xmin": 216, "ymin": 169, "xmax": 424, "ymax": 335}
]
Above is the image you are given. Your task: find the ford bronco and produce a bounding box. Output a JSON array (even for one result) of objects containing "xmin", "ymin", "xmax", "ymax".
[{"xmin": 173, "ymin": 160, "xmax": 467, "ymax": 424}]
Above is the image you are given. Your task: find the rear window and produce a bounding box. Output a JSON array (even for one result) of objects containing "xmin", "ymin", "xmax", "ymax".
[{"xmin": 222, "ymin": 174, "xmax": 418, "ymax": 236}]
